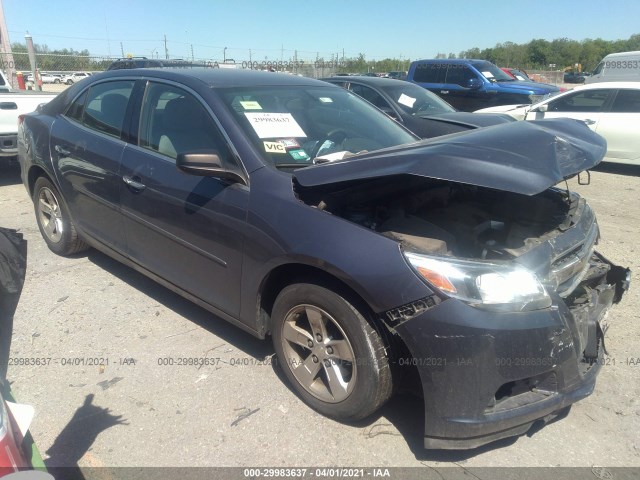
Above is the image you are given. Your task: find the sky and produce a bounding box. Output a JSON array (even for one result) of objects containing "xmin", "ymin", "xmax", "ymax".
[{"xmin": 3, "ymin": 0, "xmax": 640, "ymax": 63}]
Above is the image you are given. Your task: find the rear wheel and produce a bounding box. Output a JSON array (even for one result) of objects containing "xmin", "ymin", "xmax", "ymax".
[
  {"xmin": 33, "ymin": 177, "xmax": 88, "ymax": 255},
  {"xmin": 272, "ymin": 283, "xmax": 392, "ymax": 421}
]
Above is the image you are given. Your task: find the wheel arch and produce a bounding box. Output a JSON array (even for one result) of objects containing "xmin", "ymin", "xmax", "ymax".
[
  {"xmin": 27, "ymin": 165, "xmax": 53, "ymax": 197},
  {"xmin": 256, "ymin": 262, "xmax": 398, "ymax": 352}
]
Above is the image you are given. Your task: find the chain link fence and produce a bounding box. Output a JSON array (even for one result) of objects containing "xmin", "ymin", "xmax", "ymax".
[{"xmin": 0, "ymin": 50, "xmax": 346, "ymax": 91}]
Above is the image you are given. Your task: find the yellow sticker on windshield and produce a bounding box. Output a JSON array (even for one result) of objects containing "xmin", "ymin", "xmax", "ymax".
[{"xmin": 240, "ymin": 101, "xmax": 262, "ymax": 110}]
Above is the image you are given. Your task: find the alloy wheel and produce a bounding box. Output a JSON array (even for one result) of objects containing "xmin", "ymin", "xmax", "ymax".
[{"xmin": 280, "ymin": 304, "xmax": 356, "ymax": 403}]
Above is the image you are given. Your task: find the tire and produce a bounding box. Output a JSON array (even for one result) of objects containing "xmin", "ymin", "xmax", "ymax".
[
  {"xmin": 272, "ymin": 283, "xmax": 392, "ymax": 421},
  {"xmin": 54, "ymin": 78, "xmax": 60, "ymax": 84},
  {"xmin": 66, "ymin": 79, "xmax": 73, "ymax": 85},
  {"xmin": 33, "ymin": 177, "xmax": 88, "ymax": 256}
]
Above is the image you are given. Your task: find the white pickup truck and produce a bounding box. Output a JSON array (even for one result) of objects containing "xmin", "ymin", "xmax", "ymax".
[{"xmin": 0, "ymin": 72, "xmax": 56, "ymax": 161}]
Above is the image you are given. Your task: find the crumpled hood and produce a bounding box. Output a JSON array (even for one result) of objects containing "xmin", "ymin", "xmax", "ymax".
[{"xmin": 294, "ymin": 118, "xmax": 606, "ymax": 196}]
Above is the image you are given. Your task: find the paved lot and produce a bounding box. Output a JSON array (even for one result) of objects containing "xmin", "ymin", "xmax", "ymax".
[{"xmin": 0, "ymin": 160, "xmax": 639, "ymax": 471}]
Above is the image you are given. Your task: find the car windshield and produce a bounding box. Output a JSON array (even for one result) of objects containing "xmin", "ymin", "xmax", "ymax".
[
  {"xmin": 510, "ymin": 69, "xmax": 530, "ymax": 81},
  {"xmin": 379, "ymin": 82, "xmax": 455, "ymax": 115},
  {"xmin": 472, "ymin": 61, "xmax": 514, "ymax": 82},
  {"xmin": 216, "ymin": 85, "xmax": 418, "ymax": 170}
]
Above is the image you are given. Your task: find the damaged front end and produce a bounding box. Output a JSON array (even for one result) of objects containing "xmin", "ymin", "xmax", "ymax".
[{"xmin": 293, "ymin": 118, "xmax": 631, "ymax": 449}]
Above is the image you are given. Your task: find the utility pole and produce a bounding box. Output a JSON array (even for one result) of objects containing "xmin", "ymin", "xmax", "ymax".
[
  {"xmin": 190, "ymin": 44, "xmax": 194, "ymax": 62},
  {"xmin": 249, "ymin": 49, "xmax": 252, "ymax": 68},
  {"xmin": 25, "ymin": 33, "xmax": 40, "ymax": 91},
  {"xmin": 0, "ymin": 0, "xmax": 16, "ymax": 88},
  {"xmin": 120, "ymin": 42, "xmax": 124, "ymax": 57},
  {"xmin": 164, "ymin": 34, "xmax": 169, "ymax": 59}
]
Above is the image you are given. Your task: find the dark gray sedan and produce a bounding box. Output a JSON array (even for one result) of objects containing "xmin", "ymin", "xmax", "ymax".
[
  {"xmin": 323, "ymin": 75, "xmax": 515, "ymax": 138},
  {"xmin": 18, "ymin": 69, "xmax": 629, "ymax": 449}
]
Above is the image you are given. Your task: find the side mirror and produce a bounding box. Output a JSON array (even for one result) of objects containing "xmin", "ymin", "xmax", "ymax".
[
  {"xmin": 176, "ymin": 152, "xmax": 247, "ymax": 185},
  {"xmin": 532, "ymin": 104, "xmax": 548, "ymax": 113},
  {"xmin": 466, "ymin": 78, "xmax": 482, "ymax": 90}
]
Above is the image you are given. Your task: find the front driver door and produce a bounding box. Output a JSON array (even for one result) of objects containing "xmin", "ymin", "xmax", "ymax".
[
  {"xmin": 525, "ymin": 88, "xmax": 613, "ymax": 132},
  {"xmin": 119, "ymin": 81, "xmax": 248, "ymax": 318}
]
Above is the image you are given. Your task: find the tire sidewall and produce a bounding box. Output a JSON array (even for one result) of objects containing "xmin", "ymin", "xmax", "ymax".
[{"xmin": 272, "ymin": 283, "xmax": 389, "ymax": 421}]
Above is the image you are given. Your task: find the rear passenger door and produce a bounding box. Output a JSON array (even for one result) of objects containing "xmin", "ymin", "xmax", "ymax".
[
  {"xmin": 595, "ymin": 89, "xmax": 640, "ymax": 161},
  {"xmin": 119, "ymin": 80, "xmax": 249, "ymax": 318},
  {"xmin": 50, "ymin": 79, "xmax": 135, "ymax": 253}
]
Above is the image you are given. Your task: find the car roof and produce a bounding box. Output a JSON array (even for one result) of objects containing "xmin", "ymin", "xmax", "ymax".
[
  {"xmin": 323, "ymin": 76, "xmax": 409, "ymax": 87},
  {"xmin": 96, "ymin": 68, "xmax": 330, "ymax": 88},
  {"xmin": 411, "ymin": 59, "xmax": 486, "ymax": 64},
  {"xmin": 574, "ymin": 81, "xmax": 640, "ymax": 90}
]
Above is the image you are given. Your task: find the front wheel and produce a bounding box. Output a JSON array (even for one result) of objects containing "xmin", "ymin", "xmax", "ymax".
[
  {"xmin": 272, "ymin": 283, "xmax": 392, "ymax": 421},
  {"xmin": 33, "ymin": 177, "xmax": 88, "ymax": 256}
]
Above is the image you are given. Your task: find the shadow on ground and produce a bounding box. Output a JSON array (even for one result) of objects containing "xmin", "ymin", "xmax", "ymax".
[
  {"xmin": 45, "ymin": 393, "xmax": 127, "ymax": 480},
  {"xmin": 593, "ymin": 162, "xmax": 640, "ymax": 177},
  {"xmin": 87, "ymin": 250, "xmax": 272, "ymax": 361},
  {"xmin": 0, "ymin": 161, "xmax": 21, "ymax": 187}
]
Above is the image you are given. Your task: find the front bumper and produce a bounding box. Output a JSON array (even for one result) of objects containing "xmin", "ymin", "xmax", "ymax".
[{"xmin": 388, "ymin": 254, "xmax": 630, "ymax": 449}]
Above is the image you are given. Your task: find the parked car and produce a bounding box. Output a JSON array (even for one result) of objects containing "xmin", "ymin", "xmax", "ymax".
[
  {"xmin": 587, "ymin": 51, "xmax": 640, "ymax": 84},
  {"xmin": 386, "ymin": 71, "xmax": 407, "ymax": 80},
  {"xmin": 18, "ymin": 69, "xmax": 629, "ymax": 449},
  {"xmin": 62, "ymin": 72, "xmax": 91, "ymax": 85},
  {"xmin": 106, "ymin": 57, "xmax": 213, "ymax": 70},
  {"xmin": 476, "ymin": 81, "xmax": 640, "ymax": 164},
  {"xmin": 323, "ymin": 76, "xmax": 514, "ymax": 138},
  {"xmin": 0, "ymin": 90, "xmax": 56, "ymax": 162},
  {"xmin": 501, "ymin": 67, "xmax": 533, "ymax": 81},
  {"xmin": 0, "ymin": 71, "xmax": 10, "ymax": 92},
  {"xmin": 563, "ymin": 71, "xmax": 587, "ymax": 84},
  {"xmin": 407, "ymin": 59, "xmax": 560, "ymax": 111}
]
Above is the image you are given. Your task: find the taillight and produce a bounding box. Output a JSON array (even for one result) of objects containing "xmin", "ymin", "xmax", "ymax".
[{"xmin": 17, "ymin": 114, "xmax": 25, "ymax": 126}]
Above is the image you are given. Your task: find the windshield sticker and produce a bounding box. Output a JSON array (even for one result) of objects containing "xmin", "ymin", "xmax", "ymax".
[
  {"xmin": 289, "ymin": 149, "xmax": 310, "ymax": 161},
  {"xmin": 245, "ymin": 112, "xmax": 307, "ymax": 139},
  {"xmin": 515, "ymin": 75, "xmax": 525, "ymax": 81},
  {"xmin": 398, "ymin": 93, "xmax": 416, "ymax": 108},
  {"xmin": 264, "ymin": 141, "xmax": 287, "ymax": 154},
  {"xmin": 482, "ymin": 71, "xmax": 494, "ymax": 78},
  {"xmin": 240, "ymin": 100, "xmax": 262, "ymax": 110},
  {"xmin": 319, "ymin": 97, "xmax": 333, "ymax": 103},
  {"xmin": 279, "ymin": 139, "xmax": 300, "ymax": 148}
]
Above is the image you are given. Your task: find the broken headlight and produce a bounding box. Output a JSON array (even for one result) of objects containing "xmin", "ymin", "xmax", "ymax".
[{"xmin": 404, "ymin": 252, "xmax": 552, "ymax": 312}]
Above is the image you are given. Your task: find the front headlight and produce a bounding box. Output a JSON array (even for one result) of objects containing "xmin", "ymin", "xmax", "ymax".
[{"xmin": 404, "ymin": 252, "xmax": 551, "ymax": 312}]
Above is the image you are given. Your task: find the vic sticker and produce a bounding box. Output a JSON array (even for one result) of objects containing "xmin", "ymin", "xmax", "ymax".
[{"xmin": 264, "ymin": 141, "xmax": 286, "ymax": 154}]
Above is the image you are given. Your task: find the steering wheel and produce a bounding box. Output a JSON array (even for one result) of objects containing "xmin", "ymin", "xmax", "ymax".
[{"xmin": 310, "ymin": 129, "xmax": 349, "ymax": 158}]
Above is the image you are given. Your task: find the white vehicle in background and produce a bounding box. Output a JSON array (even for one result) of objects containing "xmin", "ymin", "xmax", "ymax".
[
  {"xmin": 586, "ymin": 51, "xmax": 640, "ymax": 84},
  {"xmin": 475, "ymin": 82, "xmax": 640, "ymax": 164},
  {"xmin": 0, "ymin": 73, "xmax": 56, "ymax": 160},
  {"xmin": 62, "ymin": 71, "xmax": 91, "ymax": 85}
]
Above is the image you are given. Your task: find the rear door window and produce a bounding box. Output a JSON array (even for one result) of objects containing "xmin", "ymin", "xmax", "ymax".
[
  {"xmin": 412, "ymin": 63, "xmax": 447, "ymax": 83},
  {"xmin": 71, "ymin": 81, "xmax": 135, "ymax": 138},
  {"xmin": 610, "ymin": 89, "xmax": 640, "ymax": 113}
]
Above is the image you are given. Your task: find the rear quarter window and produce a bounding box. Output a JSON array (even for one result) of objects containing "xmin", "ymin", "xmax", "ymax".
[{"xmin": 412, "ymin": 63, "xmax": 447, "ymax": 83}]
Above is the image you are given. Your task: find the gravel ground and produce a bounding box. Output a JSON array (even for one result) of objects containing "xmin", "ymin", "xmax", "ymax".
[{"xmin": 0, "ymin": 159, "xmax": 639, "ymax": 473}]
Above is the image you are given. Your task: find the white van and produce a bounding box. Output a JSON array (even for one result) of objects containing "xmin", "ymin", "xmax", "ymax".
[{"xmin": 586, "ymin": 51, "xmax": 640, "ymax": 84}]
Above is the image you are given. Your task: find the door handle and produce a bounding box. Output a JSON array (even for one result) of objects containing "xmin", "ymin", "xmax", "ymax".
[
  {"xmin": 122, "ymin": 175, "xmax": 146, "ymax": 192},
  {"xmin": 54, "ymin": 144, "xmax": 71, "ymax": 156},
  {"xmin": 583, "ymin": 119, "xmax": 596, "ymax": 125},
  {"xmin": 440, "ymin": 90, "xmax": 449, "ymax": 94}
]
